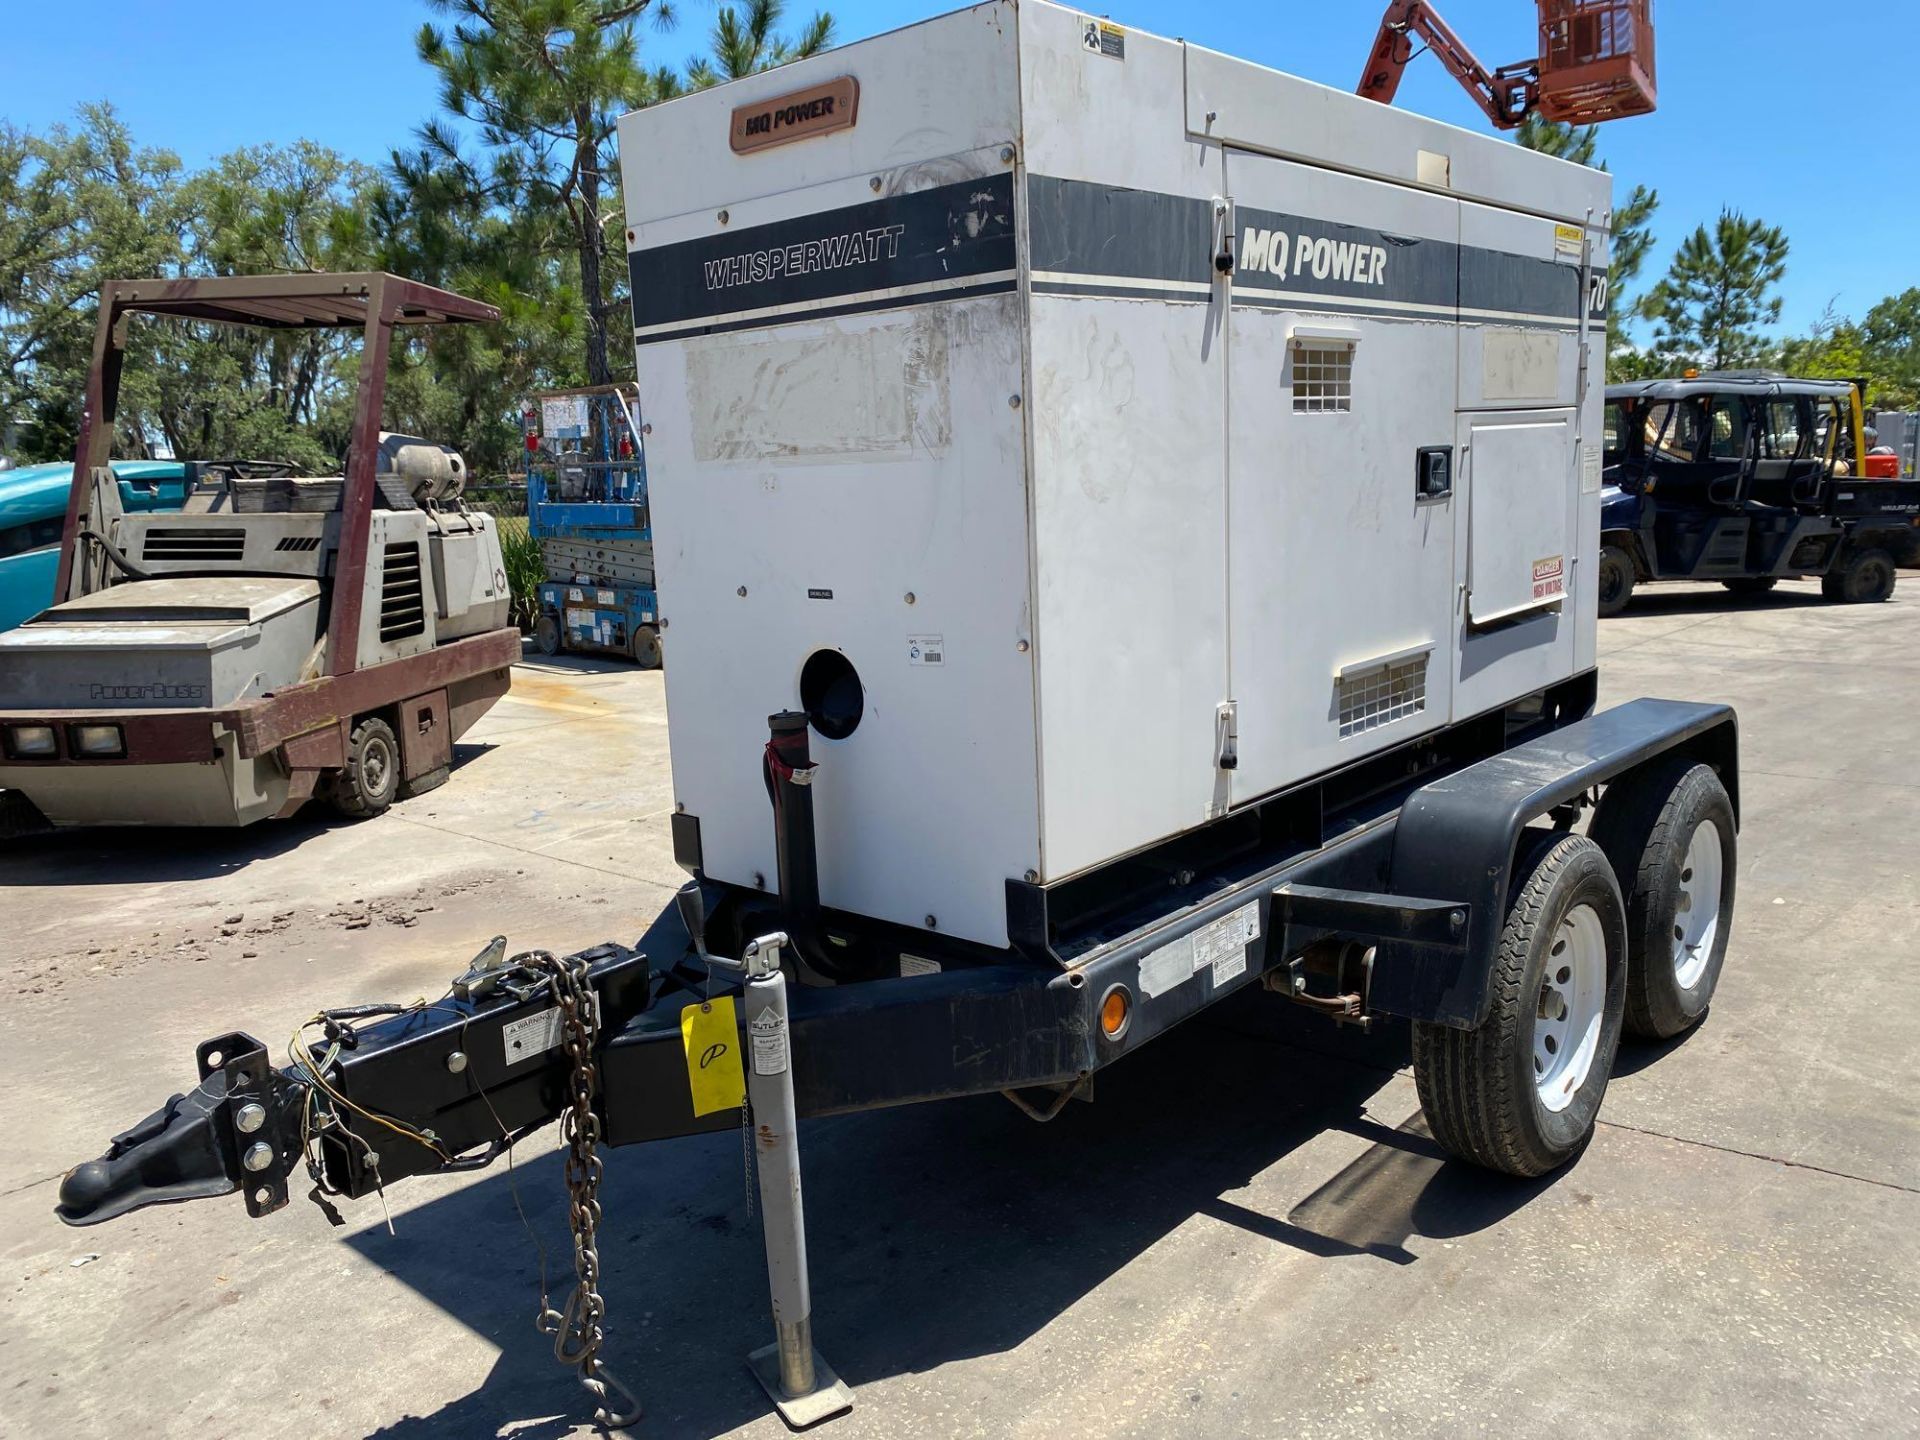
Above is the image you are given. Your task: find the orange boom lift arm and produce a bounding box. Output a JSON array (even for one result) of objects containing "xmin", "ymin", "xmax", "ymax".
[{"xmin": 1358, "ymin": 0, "xmax": 1658, "ymax": 132}]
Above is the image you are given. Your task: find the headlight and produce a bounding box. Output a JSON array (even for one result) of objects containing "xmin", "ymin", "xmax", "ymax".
[
  {"xmin": 70, "ymin": 724, "xmax": 125, "ymax": 759},
  {"xmin": 6, "ymin": 724, "xmax": 57, "ymax": 758}
]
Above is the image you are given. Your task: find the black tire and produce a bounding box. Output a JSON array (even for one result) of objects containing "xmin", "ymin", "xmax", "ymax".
[
  {"xmin": 1413, "ymin": 832, "xmax": 1627, "ymax": 1177},
  {"xmin": 534, "ymin": 613, "xmax": 564, "ymax": 655},
  {"xmin": 1721, "ymin": 577, "xmax": 1777, "ymax": 596},
  {"xmin": 630, "ymin": 624, "xmax": 662, "ymax": 669},
  {"xmin": 1596, "ymin": 544, "xmax": 1635, "ymax": 618},
  {"xmin": 1821, "ymin": 547, "xmax": 1895, "ymax": 603},
  {"xmin": 323, "ymin": 717, "xmax": 400, "ymax": 820},
  {"xmin": 1589, "ymin": 759, "xmax": 1737, "ymax": 1040}
]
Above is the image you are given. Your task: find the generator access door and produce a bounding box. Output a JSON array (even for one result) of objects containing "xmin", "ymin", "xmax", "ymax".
[
  {"xmin": 1457, "ymin": 408, "xmax": 1580, "ymax": 627},
  {"xmin": 1221, "ymin": 150, "xmax": 1462, "ymax": 801}
]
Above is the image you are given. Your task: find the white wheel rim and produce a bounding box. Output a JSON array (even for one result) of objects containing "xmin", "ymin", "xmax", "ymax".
[
  {"xmin": 1672, "ymin": 819, "xmax": 1723, "ymax": 990},
  {"xmin": 1534, "ymin": 903, "xmax": 1607, "ymax": 1113},
  {"xmin": 366, "ymin": 739, "xmax": 392, "ymax": 796}
]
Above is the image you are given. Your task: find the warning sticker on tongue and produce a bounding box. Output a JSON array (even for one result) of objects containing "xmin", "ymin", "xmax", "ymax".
[{"xmin": 1190, "ymin": 901, "xmax": 1261, "ymax": 986}]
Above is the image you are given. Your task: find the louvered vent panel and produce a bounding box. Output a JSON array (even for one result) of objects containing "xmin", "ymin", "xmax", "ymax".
[
  {"xmin": 379, "ymin": 542, "xmax": 426, "ymax": 642},
  {"xmin": 141, "ymin": 528, "xmax": 245, "ymax": 562}
]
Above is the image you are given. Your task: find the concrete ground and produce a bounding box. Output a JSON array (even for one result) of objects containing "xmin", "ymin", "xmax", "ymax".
[{"xmin": 2, "ymin": 582, "xmax": 1916, "ymax": 1439}]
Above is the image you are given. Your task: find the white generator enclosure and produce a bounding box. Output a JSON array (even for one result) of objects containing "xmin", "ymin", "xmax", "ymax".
[{"xmin": 618, "ymin": 0, "xmax": 1612, "ymax": 951}]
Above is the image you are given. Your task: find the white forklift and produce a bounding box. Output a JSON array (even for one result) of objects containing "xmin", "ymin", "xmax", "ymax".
[
  {"xmin": 56, "ymin": 3, "xmax": 1737, "ymax": 1430},
  {"xmin": 0, "ymin": 274, "xmax": 518, "ymax": 827}
]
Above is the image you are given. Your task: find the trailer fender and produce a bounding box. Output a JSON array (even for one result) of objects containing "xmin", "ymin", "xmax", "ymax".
[{"xmin": 1372, "ymin": 698, "xmax": 1737, "ymax": 1028}]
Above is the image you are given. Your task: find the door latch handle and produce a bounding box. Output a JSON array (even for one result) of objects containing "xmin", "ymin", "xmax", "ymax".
[{"xmin": 1212, "ymin": 197, "xmax": 1236, "ymax": 277}]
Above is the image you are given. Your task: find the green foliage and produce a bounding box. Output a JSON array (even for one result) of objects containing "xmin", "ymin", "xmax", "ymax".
[
  {"xmin": 1777, "ymin": 304, "xmax": 1869, "ymax": 383},
  {"xmin": 686, "ymin": 0, "xmax": 836, "ymax": 88},
  {"xmin": 1770, "ymin": 290, "xmax": 1919, "ymax": 411},
  {"xmin": 1514, "ymin": 116, "xmax": 1659, "ymax": 381},
  {"xmin": 493, "ymin": 514, "xmax": 547, "ymax": 630},
  {"xmin": 0, "ymin": 105, "xmax": 184, "ymax": 460},
  {"xmin": 1860, "ymin": 288, "xmax": 1920, "ymax": 409},
  {"xmin": 1645, "ymin": 210, "xmax": 1790, "ymax": 373},
  {"xmin": 416, "ymin": 0, "xmax": 680, "ymax": 386}
]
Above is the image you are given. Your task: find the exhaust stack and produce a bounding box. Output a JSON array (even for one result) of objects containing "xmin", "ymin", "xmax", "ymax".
[{"xmin": 765, "ymin": 711, "xmax": 836, "ymax": 975}]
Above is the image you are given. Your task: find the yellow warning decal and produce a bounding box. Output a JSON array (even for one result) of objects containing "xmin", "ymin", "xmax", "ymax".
[
  {"xmin": 1554, "ymin": 224, "xmax": 1584, "ymax": 259},
  {"xmin": 1081, "ymin": 16, "xmax": 1125, "ymax": 59},
  {"xmin": 681, "ymin": 996, "xmax": 746, "ymax": 1116}
]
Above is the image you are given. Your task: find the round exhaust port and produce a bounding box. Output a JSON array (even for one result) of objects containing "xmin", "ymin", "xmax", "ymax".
[{"xmin": 800, "ymin": 649, "xmax": 863, "ymax": 739}]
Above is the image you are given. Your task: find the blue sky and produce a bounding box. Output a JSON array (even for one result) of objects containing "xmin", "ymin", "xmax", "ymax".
[{"xmin": 3, "ymin": 0, "xmax": 1910, "ymax": 335}]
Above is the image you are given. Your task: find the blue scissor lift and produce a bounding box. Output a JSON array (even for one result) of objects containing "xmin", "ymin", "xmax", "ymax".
[{"xmin": 526, "ymin": 384, "xmax": 662, "ymax": 667}]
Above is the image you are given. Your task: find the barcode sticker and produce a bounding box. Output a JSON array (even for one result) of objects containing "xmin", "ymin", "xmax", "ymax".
[
  {"xmin": 908, "ymin": 634, "xmax": 944, "ymax": 667},
  {"xmin": 1191, "ymin": 901, "xmax": 1261, "ymax": 986}
]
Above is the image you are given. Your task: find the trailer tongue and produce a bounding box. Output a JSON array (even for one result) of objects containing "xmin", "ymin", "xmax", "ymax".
[{"xmin": 55, "ymin": 2, "xmax": 1740, "ymax": 1430}]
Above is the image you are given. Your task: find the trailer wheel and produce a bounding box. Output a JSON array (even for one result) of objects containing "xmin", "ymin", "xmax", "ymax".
[
  {"xmin": 630, "ymin": 624, "xmax": 662, "ymax": 669},
  {"xmin": 1413, "ymin": 832, "xmax": 1626, "ymax": 1177},
  {"xmin": 1821, "ymin": 547, "xmax": 1895, "ymax": 603},
  {"xmin": 534, "ymin": 613, "xmax": 564, "ymax": 655},
  {"xmin": 324, "ymin": 717, "xmax": 400, "ymax": 820},
  {"xmin": 1596, "ymin": 545, "xmax": 1635, "ymax": 617},
  {"xmin": 1722, "ymin": 577, "xmax": 1777, "ymax": 596},
  {"xmin": 1589, "ymin": 759, "xmax": 1736, "ymax": 1040}
]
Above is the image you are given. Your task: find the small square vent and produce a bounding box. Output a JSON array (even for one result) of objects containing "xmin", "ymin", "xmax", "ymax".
[
  {"xmin": 1338, "ymin": 650, "xmax": 1429, "ymax": 740},
  {"xmin": 1292, "ymin": 343, "xmax": 1353, "ymax": 413}
]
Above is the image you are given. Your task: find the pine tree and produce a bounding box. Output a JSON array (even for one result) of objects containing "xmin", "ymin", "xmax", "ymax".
[
  {"xmin": 685, "ymin": 0, "xmax": 835, "ymax": 88},
  {"xmin": 418, "ymin": 1, "xmax": 676, "ymax": 387},
  {"xmin": 1646, "ymin": 210, "xmax": 1790, "ymax": 372},
  {"xmin": 1514, "ymin": 116, "xmax": 1658, "ymax": 377}
]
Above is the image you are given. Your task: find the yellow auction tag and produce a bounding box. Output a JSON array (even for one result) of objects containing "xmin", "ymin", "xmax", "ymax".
[{"xmin": 680, "ymin": 996, "xmax": 746, "ymax": 1116}]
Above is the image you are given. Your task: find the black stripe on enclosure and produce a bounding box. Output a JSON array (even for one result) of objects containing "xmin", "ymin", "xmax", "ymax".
[
  {"xmin": 1460, "ymin": 246, "xmax": 1587, "ymax": 323},
  {"xmin": 1231, "ymin": 204, "xmax": 1461, "ymax": 311},
  {"xmin": 1026, "ymin": 176, "xmax": 1602, "ymax": 323},
  {"xmin": 630, "ymin": 278, "xmax": 1018, "ymax": 346},
  {"xmin": 629, "ymin": 172, "xmax": 1015, "ymax": 341},
  {"xmin": 1026, "ymin": 175, "xmax": 1216, "ymax": 287}
]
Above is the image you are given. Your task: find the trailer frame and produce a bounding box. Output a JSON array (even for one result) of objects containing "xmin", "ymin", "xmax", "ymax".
[{"xmin": 57, "ymin": 672, "xmax": 1735, "ymax": 1208}]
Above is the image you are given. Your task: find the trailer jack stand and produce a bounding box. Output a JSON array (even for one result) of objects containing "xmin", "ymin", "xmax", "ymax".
[{"xmin": 729, "ymin": 928, "xmax": 854, "ymax": 1427}]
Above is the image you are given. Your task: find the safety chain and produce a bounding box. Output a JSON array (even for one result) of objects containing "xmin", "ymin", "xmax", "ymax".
[{"xmin": 527, "ymin": 949, "xmax": 643, "ymax": 1430}]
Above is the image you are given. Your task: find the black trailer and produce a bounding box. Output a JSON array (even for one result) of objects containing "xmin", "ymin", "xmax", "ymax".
[
  {"xmin": 1598, "ymin": 373, "xmax": 1920, "ymax": 614},
  {"xmin": 58, "ymin": 671, "xmax": 1738, "ymax": 1427}
]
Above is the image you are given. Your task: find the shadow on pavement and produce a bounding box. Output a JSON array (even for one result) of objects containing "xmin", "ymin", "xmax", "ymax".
[
  {"xmin": 0, "ymin": 736, "xmax": 512, "ymax": 882},
  {"xmin": 1611, "ymin": 586, "xmax": 1831, "ymax": 618},
  {"xmin": 351, "ymin": 993, "xmax": 1558, "ymax": 1438},
  {"xmin": 512, "ymin": 649, "xmax": 647, "ymax": 678},
  {"xmin": 0, "ymin": 810, "xmax": 333, "ymax": 884},
  {"xmin": 1611, "ymin": 1025, "xmax": 1701, "ymax": 1078}
]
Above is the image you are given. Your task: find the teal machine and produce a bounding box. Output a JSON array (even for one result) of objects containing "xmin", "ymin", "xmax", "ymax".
[
  {"xmin": 525, "ymin": 385, "xmax": 660, "ymax": 667},
  {"xmin": 0, "ymin": 461, "xmax": 188, "ymax": 632}
]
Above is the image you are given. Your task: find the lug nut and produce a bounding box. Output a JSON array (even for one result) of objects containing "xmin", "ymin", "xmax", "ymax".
[
  {"xmin": 234, "ymin": 1102, "xmax": 267, "ymax": 1134},
  {"xmin": 242, "ymin": 1142, "xmax": 274, "ymax": 1173}
]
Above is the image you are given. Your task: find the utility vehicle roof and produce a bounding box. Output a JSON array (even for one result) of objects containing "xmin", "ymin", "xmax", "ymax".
[
  {"xmin": 1607, "ymin": 373, "xmax": 1858, "ymax": 403},
  {"xmin": 100, "ymin": 273, "xmax": 500, "ymax": 330}
]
